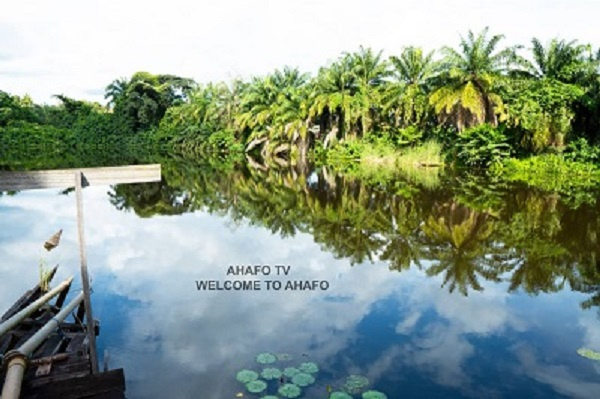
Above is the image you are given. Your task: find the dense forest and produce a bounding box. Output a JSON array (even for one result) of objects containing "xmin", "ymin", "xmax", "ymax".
[{"xmin": 1, "ymin": 28, "xmax": 600, "ymax": 182}]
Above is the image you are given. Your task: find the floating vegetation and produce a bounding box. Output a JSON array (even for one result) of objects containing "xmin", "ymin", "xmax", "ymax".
[
  {"xmin": 362, "ymin": 390, "xmax": 387, "ymax": 399},
  {"xmin": 283, "ymin": 367, "xmax": 300, "ymax": 377},
  {"xmin": 343, "ymin": 375, "xmax": 370, "ymax": 394},
  {"xmin": 577, "ymin": 347, "xmax": 600, "ymax": 361},
  {"xmin": 330, "ymin": 393, "xmax": 353, "ymax": 399},
  {"xmin": 246, "ymin": 380, "xmax": 268, "ymax": 394},
  {"xmin": 298, "ymin": 362, "xmax": 319, "ymax": 374},
  {"xmin": 236, "ymin": 369, "xmax": 259, "ymax": 383},
  {"xmin": 261, "ymin": 367, "xmax": 283, "ymax": 380},
  {"xmin": 236, "ymin": 354, "xmax": 390, "ymax": 399},
  {"xmin": 256, "ymin": 353, "xmax": 277, "ymax": 364},
  {"xmin": 291, "ymin": 372, "xmax": 315, "ymax": 387},
  {"xmin": 276, "ymin": 353, "xmax": 293, "ymax": 361},
  {"xmin": 278, "ymin": 383, "xmax": 301, "ymax": 398}
]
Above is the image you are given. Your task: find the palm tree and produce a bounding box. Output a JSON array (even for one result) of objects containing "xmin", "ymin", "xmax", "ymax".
[
  {"xmin": 345, "ymin": 46, "xmax": 389, "ymax": 136},
  {"xmin": 104, "ymin": 78, "xmax": 129, "ymax": 110},
  {"xmin": 385, "ymin": 47, "xmax": 437, "ymax": 129},
  {"xmin": 430, "ymin": 27, "xmax": 519, "ymax": 131},
  {"xmin": 530, "ymin": 38, "xmax": 595, "ymax": 84},
  {"xmin": 311, "ymin": 57, "xmax": 360, "ymax": 144}
]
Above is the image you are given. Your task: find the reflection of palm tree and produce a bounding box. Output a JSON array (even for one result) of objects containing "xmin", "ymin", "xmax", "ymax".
[
  {"xmin": 380, "ymin": 200, "xmax": 423, "ymax": 272},
  {"xmin": 422, "ymin": 201, "xmax": 500, "ymax": 295}
]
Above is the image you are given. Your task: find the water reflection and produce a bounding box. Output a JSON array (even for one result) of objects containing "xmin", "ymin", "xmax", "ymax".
[{"xmin": 1, "ymin": 159, "xmax": 600, "ymax": 398}]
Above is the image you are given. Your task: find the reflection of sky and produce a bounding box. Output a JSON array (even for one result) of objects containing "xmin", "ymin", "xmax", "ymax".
[{"xmin": 1, "ymin": 187, "xmax": 600, "ymax": 398}]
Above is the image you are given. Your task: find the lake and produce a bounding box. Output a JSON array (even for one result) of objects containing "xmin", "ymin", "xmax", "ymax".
[{"xmin": 1, "ymin": 158, "xmax": 600, "ymax": 398}]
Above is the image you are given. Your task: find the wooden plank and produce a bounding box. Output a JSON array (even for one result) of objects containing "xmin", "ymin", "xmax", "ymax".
[
  {"xmin": 75, "ymin": 171, "xmax": 99, "ymax": 374},
  {"xmin": 0, "ymin": 164, "xmax": 161, "ymax": 191},
  {"xmin": 22, "ymin": 369, "xmax": 125, "ymax": 399}
]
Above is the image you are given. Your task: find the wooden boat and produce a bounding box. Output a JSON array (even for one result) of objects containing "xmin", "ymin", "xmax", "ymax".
[{"xmin": 0, "ymin": 267, "xmax": 125, "ymax": 398}]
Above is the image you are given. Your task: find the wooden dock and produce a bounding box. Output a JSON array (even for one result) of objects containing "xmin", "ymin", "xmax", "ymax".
[
  {"xmin": 0, "ymin": 269, "xmax": 125, "ymax": 398},
  {"xmin": 0, "ymin": 164, "xmax": 161, "ymax": 192}
]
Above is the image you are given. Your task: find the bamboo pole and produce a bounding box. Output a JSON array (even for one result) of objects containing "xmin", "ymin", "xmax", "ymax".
[
  {"xmin": 0, "ymin": 292, "xmax": 85, "ymax": 399},
  {"xmin": 75, "ymin": 171, "xmax": 99, "ymax": 374},
  {"xmin": 0, "ymin": 276, "xmax": 73, "ymax": 338}
]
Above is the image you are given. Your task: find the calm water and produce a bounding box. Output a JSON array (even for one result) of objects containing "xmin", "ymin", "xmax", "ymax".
[{"xmin": 1, "ymin": 159, "xmax": 600, "ymax": 398}]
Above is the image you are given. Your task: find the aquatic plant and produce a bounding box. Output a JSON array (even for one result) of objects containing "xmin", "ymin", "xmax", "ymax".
[
  {"xmin": 362, "ymin": 390, "xmax": 387, "ymax": 399},
  {"xmin": 343, "ymin": 375, "xmax": 369, "ymax": 394},
  {"xmin": 330, "ymin": 393, "xmax": 353, "ymax": 399},
  {"xmin": 261, "ymin": 367, "xmax": 283, "ymax": 380},
  {"xmin": 283, "ymin": 367, "xmax": 300, "ymax": 377},
  {"xmin": 278, "ymin": 383, "xmax": 302, "ymax": 398},
  {"xmin": 577, "ymin": 347, "xmax": 600, "ymax": 360},
  {"xmin": 291, "ymin": 372, "xmax": 315, "ymax": 387},
  {"xmin": 256, "ymin": 352, "xmax": 277, "ymax": 364},
  {"xmin": 246, "ymin": 380, "xmax": 268, "ymax": 393},
  {"xmin": 276, "ymin": 353, "xmax": 293, "ymax": 361},
  {"xmin": 298, "ymin": 362, "xmax": 319, "ymax": 374},
  {"xmin": 236, "ymin": 369, "xmax": 259, "ymax": 383},
  {"xmin": 38, "ymin": 257, "xmax": 53, "ymax": 293},
  {"xmin": 260, "ymin": 396, "xmax": 279, "ymax": 399}
]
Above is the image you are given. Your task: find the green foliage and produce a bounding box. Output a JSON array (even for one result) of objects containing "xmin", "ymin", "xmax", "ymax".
[
  {"xmin": 430, "ymin": 27, "xmax": 521, "ymax": 131},
  {"xmin": 564, "ymin": 138, "xmax": 600, "ymax": 163},
  {"xmin": 500, "ymin": 78, "xmax": 584, "ymax": 151},
  {"xmin": 456, "ymin": 124, "xmax": 511, "ymax": 167},
  {"xmin": 499, "ymin": 154, "xmax": 600, "ymax": 206},
  {"xmin": 393, "ymin": 126, "xmax": 424, "ymax": 147},
  {"xmin": 2, "ymin": 31, "xmax": 599, "ymax": 170}
]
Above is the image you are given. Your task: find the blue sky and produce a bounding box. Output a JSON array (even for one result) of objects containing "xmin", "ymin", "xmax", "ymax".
[{"xmin": 1, "ymin": 0, "xmax": 599, "ymax": 104}]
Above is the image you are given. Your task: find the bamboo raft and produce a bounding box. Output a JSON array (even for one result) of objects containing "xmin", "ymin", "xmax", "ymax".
[{"xmin": 0, "ymin": 267, "xmax": 125, "ymax": 398}]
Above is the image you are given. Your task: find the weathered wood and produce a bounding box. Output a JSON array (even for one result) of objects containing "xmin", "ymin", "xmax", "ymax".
[
  {"xmin": 75, "ymin": 171, "xmax": 99, "ymax": 374},
  {"xmin": 0, "ymin": 164, "xmax": 161, "ymax": 191},
  {"xmin": 22, "ymin": 369, "xmax": 125, "ymax": 399}
]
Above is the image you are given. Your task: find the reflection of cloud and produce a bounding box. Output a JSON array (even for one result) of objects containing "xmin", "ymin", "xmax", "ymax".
[
  {"xmin": 0, "ymin": 187, "xmax": 403, "ymax": 398},
  {"xmin": 392, "ymin": 275, "xmax": 526, "ymax": 397},
  {"xmin": 3, "ymin": 187, "xmax": 600, "ymax": 398},
  {"xmin": 514, "ymin": 344, "xmax": 600, "ymax": 399},
  {"xmin": 395, "ymin": 311, "xmax": 420, "ymax": 334}
]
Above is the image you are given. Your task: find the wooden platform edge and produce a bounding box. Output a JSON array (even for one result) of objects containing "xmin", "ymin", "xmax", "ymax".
[
  {"xmin": 21, "ymin": 368, "xmax": 126, "ymax": 399},
  {"xmin": 0, "ymin": 164, "xmax": 161, "ymax": 191}
]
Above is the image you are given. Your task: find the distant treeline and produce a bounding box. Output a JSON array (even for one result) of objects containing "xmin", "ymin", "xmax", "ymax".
[{"xmin": 1, "ymin": 27, "xmax": 599, "ymax": 169}]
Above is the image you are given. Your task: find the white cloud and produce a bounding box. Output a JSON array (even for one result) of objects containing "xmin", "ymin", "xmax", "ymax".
[{"xmin": 1, "ymin": 0, "xmax": 599, "ymax": 103}]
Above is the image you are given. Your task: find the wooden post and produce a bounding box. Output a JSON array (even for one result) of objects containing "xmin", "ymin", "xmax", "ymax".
[{"xmin": 75, "ymin": 171, "xmax": 99, "ymax": 374}]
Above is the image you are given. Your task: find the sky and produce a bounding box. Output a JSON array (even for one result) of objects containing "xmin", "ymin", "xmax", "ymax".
[{"xmin": 1, "ymin": 0, "xmax": 599, "ymax": 104}]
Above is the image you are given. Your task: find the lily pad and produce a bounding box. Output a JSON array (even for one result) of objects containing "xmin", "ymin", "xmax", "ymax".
[
  {"xmin": 260, "ymin": 396, "xmax": 279, "ymax": 399},
  {"xmin": 246, "ymin": 379, "xmax": 268, "ymax": 393},
  {"xmin": 283, "ymin": 367, "xmax": 300, "ymax": 377},
  {"xmin": 362, "ymin": 390, "xmax": 388, "ymax": 399},
  {"xmin": 236, "ymin": 369, "xmax": 259, "ymax": 383},
  {"xmin": 298, "ymin": 361, "xmax": 319, "ymax": 374},
  {"xmin": 344, "ymin": 374, "xmax": 369, "ymax": 394},
  {"xmin": 291, "ymin": 372, "xmax": 315, "ymax": 387},
  {"xmin": 278, "ymin": 383, "xmax": 302, "ymax": 398},
  {"xmin": 577, "ymin": 347, "xmax": 600, "ymax": 361},
  {"xmin": 330, "ymin": 393, "xmax": 353, "ymax": 399},
  {"xmin": 277, "ymin": 353, "xmax": 293, "ymax": 361},
  {"xmin": 256, "ymin": 352, "xmax": 277, "ymax": 364},
  {"xmin": 261, "ymin": 367, "xmax": 283, "ymax": 380}
]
